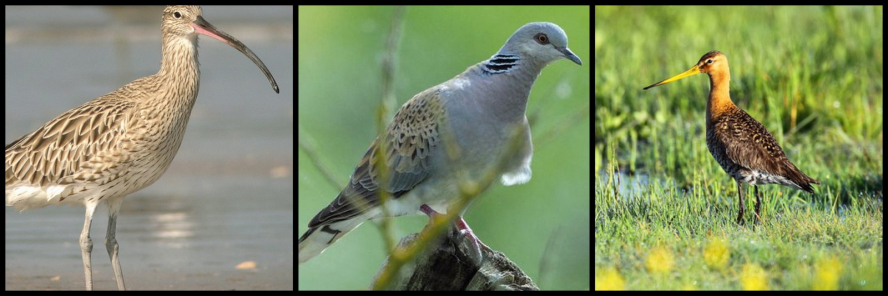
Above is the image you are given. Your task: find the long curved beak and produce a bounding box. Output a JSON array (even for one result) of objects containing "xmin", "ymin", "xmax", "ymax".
[{"xmin": 191, "ymin": 15, "xmax": 280, "ymax": 94}]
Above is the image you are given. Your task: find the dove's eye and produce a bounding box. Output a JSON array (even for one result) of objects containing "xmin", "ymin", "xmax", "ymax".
[{"xmin": 535, "ymin": 33, "xmax": 549, "ymax": 44}]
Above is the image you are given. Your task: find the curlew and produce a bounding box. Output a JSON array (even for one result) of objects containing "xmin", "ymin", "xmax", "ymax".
[
  {"xmin": 643, "ymin": 51, "xmax": 819, "ymax": 225},
  {"xmin": 5, "ymin": 6, "xmax": 278, "ymax": 290}
]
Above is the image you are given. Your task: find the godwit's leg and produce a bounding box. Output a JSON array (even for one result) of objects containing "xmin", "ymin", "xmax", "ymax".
[
  {"xmin": 735, "ymin": 180, "xmax": 745, "ymax": 225},
  {"xmin": 753, "ymin": 185, "xmax": 763, "ymax": 225},
  {"xmin": 80, "ymin": 202, "xmax": 99, "ymax": 290},
  {"xmin": 105, "ymin": 198, "xmax": 126, "ymax": 290}
]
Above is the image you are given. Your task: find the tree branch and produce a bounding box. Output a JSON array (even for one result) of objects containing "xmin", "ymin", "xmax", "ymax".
[{"xmin": 371, "ymin": 224, "xmax": 539, "ymax": 290}]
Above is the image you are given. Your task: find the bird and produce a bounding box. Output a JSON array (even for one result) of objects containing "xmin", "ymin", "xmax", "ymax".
[
  {"xmin": 643, "ymin": 51, "xmax": 819, "ymax": 225},
  {"xmin": 298, "ymin": 22, "xmax": 582, "ymax": 264},
  {"xmin": 5, "ymin": 6, "xmax": 278, "ymax": 290}
]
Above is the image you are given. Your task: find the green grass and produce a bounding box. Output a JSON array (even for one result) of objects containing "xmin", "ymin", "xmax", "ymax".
[{"xmin": 595, "ymin": 6, "xmax": 883, "ymax": 290}]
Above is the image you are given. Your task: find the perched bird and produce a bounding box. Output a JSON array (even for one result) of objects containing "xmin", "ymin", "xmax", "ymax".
[
  {"xmin": 643, "ymin": 51, "xmax": 819, "ymax": 225},
  {"xmin": 299, "ymin": 22, "xmax": 582, "ymax": 264}
]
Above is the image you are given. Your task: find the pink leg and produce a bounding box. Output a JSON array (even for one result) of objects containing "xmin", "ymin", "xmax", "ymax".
[
  {"xmin": 420, "ymin": 205, "xmax": 491, "ymax": 252},
  {"xmin": 453, "ymin": 216, "xmax": 492, "ymax": 251}
]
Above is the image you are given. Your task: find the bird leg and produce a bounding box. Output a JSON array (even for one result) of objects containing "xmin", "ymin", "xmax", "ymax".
[
  {"xmin": 105, "ymin": 198, "xmax": 126, "ymax": 290},
  {"xmin": 419, "ymin": 205, "xmax": 491, "ymax": 256},
  {"xmin": 753, "ymin": 185, "xmax": 763, "ymax": 225},
  {"xmin": 735, "ymin": 180, "xmax": 745, "ymax": 225},
  {"xmin": 80, "ymin": 203, "xmax": 98, "ymax": 291}
]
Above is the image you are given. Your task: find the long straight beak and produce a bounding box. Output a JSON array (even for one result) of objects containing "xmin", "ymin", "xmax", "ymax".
[{"xmin": 643, "ymin": 65, "xmax": 701, "ymax": 90}]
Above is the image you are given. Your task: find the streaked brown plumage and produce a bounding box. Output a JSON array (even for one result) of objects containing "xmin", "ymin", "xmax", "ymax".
[
  {"xmin": 5, "ymin": 6, "xmax": 278, "ymax": 290},
  {"xmin": 644, "ymin": 51, "xmax": 819, "ymax": 225}
]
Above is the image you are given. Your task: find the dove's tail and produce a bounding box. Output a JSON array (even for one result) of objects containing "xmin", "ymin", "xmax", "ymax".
[{"xmin": 298, "ymin": 216, "xmax": 368, "ymax": 264}]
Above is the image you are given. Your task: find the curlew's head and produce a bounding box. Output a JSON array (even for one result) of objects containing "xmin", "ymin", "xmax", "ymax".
[{"xmin": 161, "ymin": 5, "xmax": 279, "ymax": 93}]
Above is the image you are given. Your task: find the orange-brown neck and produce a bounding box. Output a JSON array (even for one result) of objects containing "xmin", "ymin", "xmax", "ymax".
[{"xmin": 705, "ymin": 67, "xmax": 738, "ymax": 124}]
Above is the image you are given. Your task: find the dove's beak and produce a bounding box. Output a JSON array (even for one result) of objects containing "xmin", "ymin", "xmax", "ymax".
[{"xmin": 559, "ymin": 47, "xmax": 582, "ymax": 65}]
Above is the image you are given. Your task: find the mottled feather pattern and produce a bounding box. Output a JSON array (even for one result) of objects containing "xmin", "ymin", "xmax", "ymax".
[
  {"xmin": 5, "ymin": 6, "xmax": 279, "ymax": 289},
  {"xmin": 6, "ymin": 100, "xmax": 132, "ymax": 188},
  {"xmin": 382, "ymin": 89, "xmax": 443, "ymax": 175},
  {"xmin": 708, "ymin": 106, "xmax": 818, "ymax": 192},
  {"xmin": 6, "ymin": 6, "xmax": 208, "ymax": 211},
  {"xmin": 645, "ymin": 51, "xmax": 818, "ymax": 225},
  {"xmin": 305, "ymin": 90, "xmax": 445, "ymax": 229},
  {"xmin": 299, "ymin": 22, "xmax": 582, "ymax": 264}
]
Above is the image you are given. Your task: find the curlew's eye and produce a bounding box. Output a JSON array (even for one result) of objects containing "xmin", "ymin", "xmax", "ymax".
[{"xmin": 174, "ymin": 11, "xmax": 182, "ymax": 19}]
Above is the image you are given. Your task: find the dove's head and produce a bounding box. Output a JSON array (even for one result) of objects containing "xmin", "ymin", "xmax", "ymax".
[{"xmin": 498, "ymin": 22, "xmax": 582, "ymax": 66}]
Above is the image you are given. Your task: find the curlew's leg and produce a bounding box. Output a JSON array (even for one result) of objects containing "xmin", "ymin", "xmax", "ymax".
[
  {"xmin": 735, "ymin": 180, "xmax": 745, "ymax": 225},
  {"xmin": 753, "ymin": 186, "xmax": 763, "ymax": 225},
  {"xmin": 80, "ymin": 202, "xmax": 99, "ymax": 290},
  {"xmin": 105, "ymin": 198, "xmax": 126, "ymax": 290}
]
